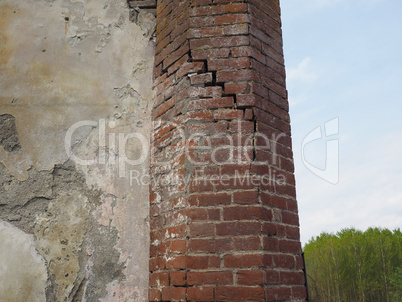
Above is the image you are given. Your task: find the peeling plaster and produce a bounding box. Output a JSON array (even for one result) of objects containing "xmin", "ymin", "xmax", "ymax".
[
  {"xmin": 0, "ymin": 0, "xmax": 155, "ymax": 178},
  {"xmin": 0, "ymin": 0, "xmax": 154, "ymax": 300}
]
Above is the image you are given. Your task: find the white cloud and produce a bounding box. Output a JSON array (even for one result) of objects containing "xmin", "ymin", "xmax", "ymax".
[
  {"xmin": 296, "ymin": 130, "xmax": 402, "ymax": 245},
  {"xmin": 287, "ymin": 57, "xmax": 317, "ymax": 83}
]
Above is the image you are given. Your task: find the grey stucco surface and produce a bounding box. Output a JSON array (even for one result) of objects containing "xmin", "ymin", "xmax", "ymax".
[{"xmin": 0, "ymin": 0, "xmax": 155, "ymax": 300}]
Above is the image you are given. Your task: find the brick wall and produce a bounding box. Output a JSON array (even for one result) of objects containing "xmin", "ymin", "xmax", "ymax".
[{"xmin": 149, "ymin": 0, "xmax": 307, "ymax": 300}]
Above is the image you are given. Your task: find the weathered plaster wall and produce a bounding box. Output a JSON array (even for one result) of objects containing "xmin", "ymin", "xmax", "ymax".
[{"xmin": 0, "ymin": 0, "xmax": 155, "ymax": 301}]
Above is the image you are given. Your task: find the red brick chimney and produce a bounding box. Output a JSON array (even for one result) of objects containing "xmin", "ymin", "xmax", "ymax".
[{"xmin": 149, "ymin": 0, "xmax": 307, "ymax": 300}]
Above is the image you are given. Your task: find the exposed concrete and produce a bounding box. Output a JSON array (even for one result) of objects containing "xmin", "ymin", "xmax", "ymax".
[
  {"xmin": 0, "ymin": 161, "xmax": 53, "ymax": 233},
  {"xmin": 0, "ymin": 114, "xmax": 21, "ymax": 153},
  {"xmin": 0, "ymin": 0, "xmax": 154, "ymax": 300}
]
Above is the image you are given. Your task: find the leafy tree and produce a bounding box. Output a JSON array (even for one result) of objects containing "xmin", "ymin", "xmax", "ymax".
[
  {"xmin": 389, "ymin": 267, "xmax": 402, "ymax": 302},
  {"xmin": 304, "ymin": 227, "xmax": 401, "ymax": 302}
]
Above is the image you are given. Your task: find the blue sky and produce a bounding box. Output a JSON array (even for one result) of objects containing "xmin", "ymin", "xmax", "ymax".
[{"xmin": 281, "ymin": 0, "xmax": 402, "ymax": 245}]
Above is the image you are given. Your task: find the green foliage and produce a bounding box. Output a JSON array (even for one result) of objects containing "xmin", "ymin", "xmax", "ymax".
[
  {"xmin": 304, "ymin": 227, "xmax": 401, "ymax": 302},
  {"xmin": 389, "ymin": 267, "xmax": 402, "ymax": 302}
]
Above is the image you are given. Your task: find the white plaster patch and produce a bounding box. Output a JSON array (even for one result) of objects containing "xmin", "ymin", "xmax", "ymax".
[{"xmin": 0, "ymin": 219, "xmax": 48, "ymax": 302}]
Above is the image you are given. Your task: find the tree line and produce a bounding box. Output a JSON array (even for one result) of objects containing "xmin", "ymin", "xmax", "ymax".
[{"xmin": 303, "ymin": 227, "xmax": 401, "ymax": 302}]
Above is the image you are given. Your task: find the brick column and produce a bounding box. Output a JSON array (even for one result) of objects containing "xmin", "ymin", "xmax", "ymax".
[{"xmin": 150, "ymin": 0, "xmax": 307, "ymax": 301}]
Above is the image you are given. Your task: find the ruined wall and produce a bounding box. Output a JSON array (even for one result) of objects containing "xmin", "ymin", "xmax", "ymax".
[
  {"xmin": 0, "ymin": 0, "xmax": 155, "ymax": 301},
  {"xmin": 1, "ymin": 0, "xmax": 306, "ymax": 301},
  {"xmin": 149, "ymin": 0, "xmax": 307, "ymax": 301}
]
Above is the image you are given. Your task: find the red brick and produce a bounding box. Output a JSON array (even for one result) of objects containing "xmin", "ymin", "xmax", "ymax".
[
  {"xmin": 189, "ymin": 72, "xmax": 213, "ymax": 85},
  {"xmin": 152, "ymin": 97, "xmax": 175, "ymax": 120},
  {"xmin": 287, "ymin": 198, "xmax": 298, "ymax": 212},
  {"xmin": 153, "ymin": 63, "xmax": 162, "ymax": 79},
  {"xmin": 187, "ymin": 271, "xmax": 233, "ymax": 285},
  {"xmin": 166, "ymin": 255, "xmax": 187, "ymax": 269},
  {"xmin": 280, "ymin": 271, "xmax": 305, "ymax": 285},
  {"xmin": 187, "ymin": 255, "xmax": 220, "ymax": 269},
  {"xmin": 177, "ymin": 86, "xmax": 223, "ymax": 100},
  {"xmin": 253, "ymin": 107, "xmax": 290, "ymax": 135},
  {"xmin": 281, "ymin": 211, "xmax": 299, "ymax": 226},
  {"xmin": 224, "ymin": 254, "xmax": 263, "ymax": 268},
  {"xmin": 149, "ymin": 256, "xmax": 166, "ymax": 272},
  {"xmin": 224, "ymin": 82, "xmax": 250, "ymax": 94},
  {"xmin": 233, "ymin": 190, "xmax": 259, "ymax": 205},
  {"xmin": 263, "ymin": 236, "xmax": 279, "ymax": 252},
  {"xmin": 292, "ymin": 285, "xmax": 308, "ymax": 300},
  {"xmin": 275, "ymin": 183, "xmax": 296, "ymax": 198},
  {"xmin": 189, "ymin": 24, "xmax": 248, "ymax": 38},
  {"xmin": 224, "ymin": 3, "xmax": 247, "ymax": 13},
  {"xmin": 163, "ymin": 43, "xmax": 190, "ymax": 70},
  {"xmin": 265, "ymin": 269, "xmax": 280, "ymax": 285},
  {"xmin": 251, "ymin": 80, "xmax": 269, "ymax": 99},
  {"xmin": 209, "ymin": 57, "xmax": 251, "ymax": 71},
  {"xmin": 176, "ymin": 61, "xmax": 205, "ymax": 78},
  {"xmin": 155, "ymin": 41, "xmax": 173, "ymax": 66},
  {"xmin": 184, "ymin": 208, "xmax": 209, "ymax": 221},
  {"xmin": 296, "ymin": 255, "xmax": 304, "ymax": 270},
  {"xmin": 228, "ymin": 120, "xmax": 254, "ymax": 133},
  {"xmin": 171, "ymin": 19, "xmax": 191, "ymax": 41},
  {"xmin": 188, "ymin": 192, "xmax": 231, "ymax": 207},
  {"xmin": 189, "ymin": 179, "xmax": 214, "ymax": 193},
  {"xmin": 215, "ymin": 286, "xmax": 265, "ymax": 301},
  {"xmin": 190, "ymin": 36, "xmax": 249, "ymax": 50},
  {"xmin": 150, "ymin": 204, "xmax": 160, "ymax": 218},
  {"xmin": 149, "ymin": 289, "xmax": 161, "ymax": 301},
  {"xmin": 214, "ymin": 176, "xmax": 256, "ymax": 191},
  {"xmin": 223, "ymin": 206, "xmax": 271, "ymax": 221},
  {"xmin": 286, "ymin": 226, "xmax": 300, "ymax": 240},
  {"xmin": 155, "ymin": 73, "xmax": 175, "ymax": 96},
  {"xmin": 150, "ymin": 216, "xmax": 165, "ymax": 231},
  {"xmin": 162, "ymin": 287, "xmax": 186, "ymax": 301},
  {"xmin": 261, "ymin": 192, "xmax": 287, "ymax": 209},
  {"xmin": 279, "ymin": 239, "xmax": 301, "ymax": 254},
  {"xmin": 150, "ymin": 240, "xmax": 168, "ymax": 257},
  {"xmin": 214, "ymin": 13, "xmax": 250, "ymax": 25},
  {"xmin": 206, "ymin": 134, "xmax": 253, "ymax": 147},
  {"xmin": 220, "ymin": 163, "xmax": 250, "ymax": 176},
  {"xmin": 171, "ymin": 271, "xmax": 187, "ymax": 286},
  {"xmin": 149, "ymin": 272, "xmax": 169, "ymax": 287},
  {"xmin": 167, "ymin": 54, "xmax": 191, "ymax": 76},
  {"xmin": 150, "ymin": 1, "xmax": 305, "ymax": 298},
  {"xmin": 234, "ymin": 237, "xmax": 261, "ymax": 251},
  {"xmin": 263, "ymin": 254, "xmax": 274, "ymax": 267},
  {"xmin": 273, "ymin": 254, "xmax": 295, "ymax": 269},
  {"xmin": 188, "ymin": 97, "xmax": 233, "ymax": 110},
  {"xmin": 189, "ymin": 223, "xmax": 215, "ymax": 237},
  {"xmin": 171, "ymin": 239, "xmax": 187, "ymax": 254},
  {"xmin": 187, "ymin": 287, "xmax": 214, "ymax": 301},
  {"xmin": 208, "ymin": 208, "xmax": 221, "ymax": 220},
  {"xmin": 191, "ymin": 5, "xmax": 225, "ymax": 16},
  {"xmin": 189, "ymin": 15, "xmax": 215, "ymax": 28},
  {"xmin": 188, "ymin": 238, "xmax": 233, "ymax": 253},
  {"xmin": 191, "ymin": 48, "xmax": 230, "ymax": 60},
  {"xmin": 165, "ymin": 224, "xmax": 187, "ymax": 239},
  {"xmin": 237, "ymin": 270, "xmax": 264, "ymax": 285},
  {"xmin": 214, "ymin": 109, "xmax": 243, "ymax": 120},
  {"xmin": 216, "ymin": 221, "xmax": 261, "ymax": 236},
  {"xmin": 216, "ymin": 69, "xmax": 254, "ymax": 82},
  {"xmin": 265, "ymin": 286, "xmax": 292, "ymax": 301}
]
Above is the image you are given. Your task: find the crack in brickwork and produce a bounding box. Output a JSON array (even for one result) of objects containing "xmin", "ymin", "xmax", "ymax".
[{"xmin": 150, "ymin": 0, "xmax": 307, "ymax": 301}]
